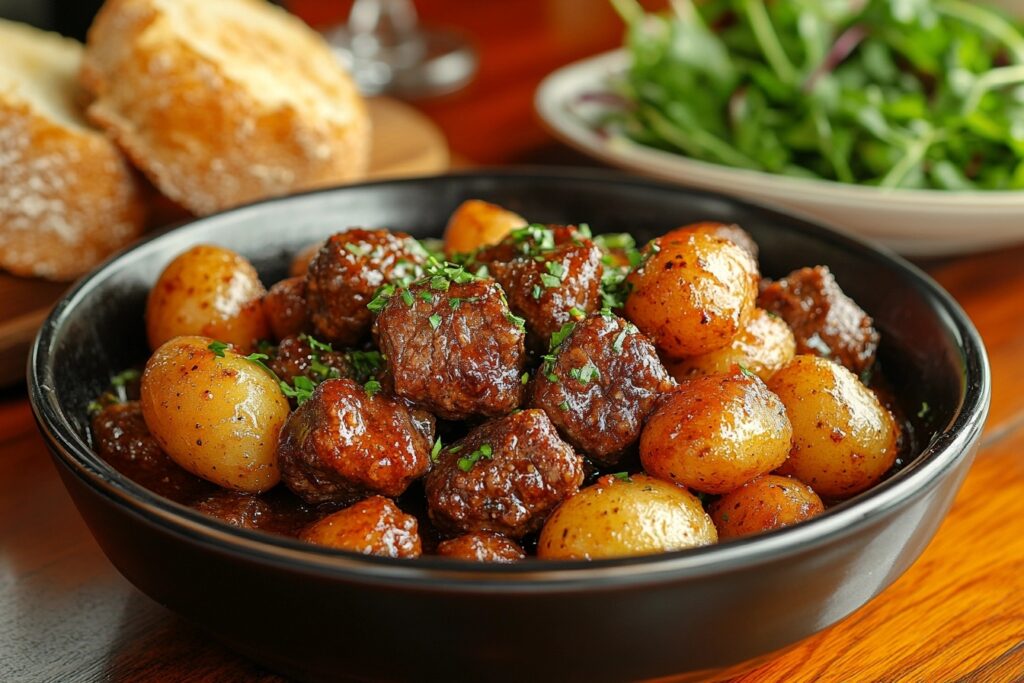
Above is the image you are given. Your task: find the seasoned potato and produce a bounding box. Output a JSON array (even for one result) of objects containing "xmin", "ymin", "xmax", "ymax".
[
  {"xmin": 436, "ymin": 532, "xmax": 526, "ymax": 563},
  {"xmin": 146, "ymin": 245, "xmax": 268, "ymax": 353},
  {"xmin": 140, "ymin": 335, "xmax": 289, "ymax": 493},
  {"xmin": 640, "ymin": 372, "xmax": 792, "ymax": 494},
  {"xmin": 443, "ymin": 199, "xmax": 526, "ymax": 256},
  {"xmin": 624, "ymin": 233, "xmax": 758, "ymax": 359},
  {"xmin": 538, "ymin": 474, "xmax": 716, "ymax": 560},
  {"xmin": 768, "ymin": 355, "xmax": 899, "ymax": 499},
  {"xmin": 661, "ymin": 221, "xmax": 759, "ymax": 261},
  {"xmin": 710, "ymin": 475, "xmax": 824, "ymax": 540},
  {"xmin": 665, "ymin": 308, "xmax": 796, "ymax": 382},
  {"xmin": 300, "ymin": 496, "xmax": 422, "ymax": 558}
]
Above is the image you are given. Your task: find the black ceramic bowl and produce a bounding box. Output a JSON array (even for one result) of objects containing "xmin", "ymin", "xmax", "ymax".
[{"xmin": 29, "ymin": 170, "xmax": 989, "ymax": 683}]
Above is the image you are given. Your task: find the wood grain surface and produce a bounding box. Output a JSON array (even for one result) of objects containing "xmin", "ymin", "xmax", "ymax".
[{"xmin": 2, "ymin": 1, "xmax": 1023, "ymax": 682}]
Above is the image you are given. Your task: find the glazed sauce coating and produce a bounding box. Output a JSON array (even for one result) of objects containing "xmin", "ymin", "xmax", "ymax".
[
  {"xmin": 758, "ymin": 265, "xmax": 879, "ymax": 375},
  {"xmin": 262, "ymin": 276, "xmax": 309, "ymax": 341},
  {"xmin": 436, "ymin": 531, "xmax": 526, "ymax": 562},
  {"xmin": 269, "ymin": 335, "xmax": 351, "ymax": 386},
  {"xmin": 305, "ymin": 229, "xmax": 426, "ymax": 346},
  {"xmin": 300, "ymin": 495, "xmax": 422, "ymax": 558},
  {"xmin": 529, "ymin": 313, "xmax": 676, "ymax": 466},
  {"xmin": 278, "ymin": 378, "xmax": 434, "ymax": 506},
  {"xmin": 373, "ymin": 279, "xmax": 527, "ymax": 420},
  {"xmin": 92, "ymin": 401, "xmax": 214, "ymax": 503},
  {"xmin": 477, "ymin": 225, "xmax": 604, "ymax": 343},
  {"xmin": 425, "ymin": 409, "xmax": 584, "ymax": 539}
]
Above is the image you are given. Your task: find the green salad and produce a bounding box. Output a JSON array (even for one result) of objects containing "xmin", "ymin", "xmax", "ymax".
[{"xmin": 605, "ymin": 0, "xmax": 1024, "ymax": 190}]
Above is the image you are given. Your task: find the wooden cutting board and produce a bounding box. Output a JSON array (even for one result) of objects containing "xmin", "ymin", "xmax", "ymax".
[{"xmin": 0, "ymin": 97, "xmax": 450, "ymax": 387}]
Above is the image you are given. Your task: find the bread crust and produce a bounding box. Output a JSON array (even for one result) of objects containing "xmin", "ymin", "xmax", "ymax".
[
  {"xmin": 0, "ymin": 20, "xmax": 146, "ymax": 281},
  {"xmin": 80, "ymin": 0, "xmax": 371, "ymax": 216}
]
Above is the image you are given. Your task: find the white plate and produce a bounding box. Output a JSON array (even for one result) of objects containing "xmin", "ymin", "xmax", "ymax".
[{"xmin": 536, "ymin": 49, "xmax": 1024, "ymax": 257}]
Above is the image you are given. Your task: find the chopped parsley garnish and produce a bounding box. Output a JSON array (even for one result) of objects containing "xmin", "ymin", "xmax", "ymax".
[
  {"xmin": 457, "ymin": 443, "xmax": 494, "ymax": 472},
  {"xmin": 302, "ymin": 334, "xmax": 333, "ymax": 354},
  {"xmin": 367, "ymin": 284, "xmax": 397, "ymax": 312},
  {"xmin": 738, "ymin": 363, "xmax": 757, "ymax": 380},
  {"xmin": 419, "ymin": 290, "xmax": 434, "ymax": 302},
  {"xmin": 569, "ymin": 307, "xmax": 586, "ymax": 320},
  {"xmin": 558, "ymin": 401, "xmax": 570, "ymax": 411},
  {"xmin": 430, "ymin": 437, "xmax": 443, "ymax": 463},
  {"xmin": 428, "ymin": 313, "xmax": 442, "ymax": 329},
  {"xmin": 208, "ymin": 341, "xmax": 230, "ymax": 357},
  {"xmin": 363, "ymin": 379, "xmax": 382, "ymax": 397},
  {"xmin": 510, "ymin": 223, "xmax": 556, "ymax": 256},
  {"xmin": 546, "ymin": 372, "xmax": 560, "ymax": 383},
  {"xmin": 612, "ymin": 325, "xmax": 634, "ymax": 354},
  {"xmin": 539, "ymin": 273, "xmax": 561, "ymax": 289},
  {"xmin": 280, "ymin": 375, "xmax": 316, "ymax": 405},
  {"xmin": 345, "ymin": 350, "xmax": 384, "ymax": 383},
  {"xmin": 505, "ymin": 310, "xmax": 526, "ymax": 330},
  {"xmin": 430, "ymin": 276, "xmax": 451, "ymax": 291},
  {"xmin": 917, "ymin": 402, "xmax": 930, "ymax": 419},
  {"xmin": 111, "ymin": 368, "xmax": 140, "ymax": 388},
  {"xmin": 546, "ymin": 261, "xmax": 566, "ymax": 280},
  {"xmin": 569, "ymin": 363, "xmax": 601, "ymax": 384},
  {"xmin": 344, "ymin": 242, "xmax": 370, "ymax": 257},
  {"xmin": 521, "ymin": 371, "xmax": 530, "ymax": 385},
  {"xmin": 401, "ymin": 289, "xmax": 415, "ymax": 307},
  {"xmin": 549, "ymin": 322, "xmax": 576, "ymax": 350},
  {"xmin": 531, "ymin": 284, "xmax": 543, "ymax": 300},
  {"xmin": 611, "ymin": 471, "xmax": 632, "ymax": 482}
]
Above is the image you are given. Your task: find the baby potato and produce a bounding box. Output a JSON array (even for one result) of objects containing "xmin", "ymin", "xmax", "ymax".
[
  {"xmin": 625, "ymin": 233, "xmax": 758, "ymax": 359},
  {"xmin": 665, "ymin": 308, "xmax": 796, "ymax": 382},
  {"xmin": 538, "ymin": 474, "xmax": 716, "ymax": 560},
  {"xmin": 443, "ymin": 199, "xmax": 526, "ymax": 256},
  {"xmin": 661, "ymin": 221, "xmax": 759, "ymax": 261},
  {"xmin": 768, "ymin": 355, "xmax": 899, "ymax": 499},
  {"xmin": 709, "ymin": 475, "xmax": 824, "ymax": 540},
  {"xmin": 146, "ymin": 245, "xmax": 269, "ymax": 353},
  {"xmin": 300, "ymin": 496, "xmax": 422, "ymax": 558},
  {"xmin": 640, "ymin": 372, "xmax": 792, "ymax": 494},
  {"xmin": 140, "ymin": 335, "xmax": 289, "ymax": 493}
]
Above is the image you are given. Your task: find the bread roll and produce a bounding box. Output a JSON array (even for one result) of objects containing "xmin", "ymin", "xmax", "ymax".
[
  {"xmin": 80, "ymin": 0, "xmax": 372, "ymax": 216},
  {"xmin": 0, "ymin": 19, "xmax": 147, "ymax": 280}
]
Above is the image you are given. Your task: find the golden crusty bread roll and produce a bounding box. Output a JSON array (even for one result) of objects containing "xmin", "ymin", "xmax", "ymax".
[
  {"xmin": 0, "ymin": 19, "xmax": 147, "ymax": 281},
  {"xmin": 80, "ymin": 0, "xmax": 372, "ymax": 216}
]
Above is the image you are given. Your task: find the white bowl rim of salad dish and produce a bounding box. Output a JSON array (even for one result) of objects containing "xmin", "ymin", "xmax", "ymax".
[{"xmin": 536, "ymin": 49, "xmax": 1024, "ymax": 257}]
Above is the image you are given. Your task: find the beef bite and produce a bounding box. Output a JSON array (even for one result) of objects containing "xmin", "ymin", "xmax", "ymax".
[
  {"xmin": 758, "ymin": 265, "xmax": 879, "ymax": 375},
  {"xmin": 373, "ymin": 271, "xmax": 527, "ymax": 421},
  {"xmin": 262, "ymin": 276, "xmax": 309, "ymax": 341},
  {"xmin": 92, "ymin": 401, "xmax": 213, "ymax": 503},
  {"xmin": 529, "ymin": 312, "xmax": 675, "ymax": 466},
  {"xmin": 277, "ymin": 378, "xmax": 434, "ymax": 506},
  {"xmin": 305, "ymin": 228, "xmax": 426, "ymax": 346},
  {"xmin": 425, "ymin": 409, "xmax": 584, "ymax": 539},
  {"xmin": 476, "ymin": 224, "xmax": 603, "ymax": 344}
]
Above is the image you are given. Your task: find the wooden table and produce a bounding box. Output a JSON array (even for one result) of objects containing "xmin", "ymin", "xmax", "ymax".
[{"xmin": 3, "ymin": 2, "xmax": 1024, "ymax": 681}]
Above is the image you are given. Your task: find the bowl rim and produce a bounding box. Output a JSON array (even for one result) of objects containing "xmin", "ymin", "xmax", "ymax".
[
  {"xmin": 535, "ymin": 49, "xmax": 1024, "ymax": 208},
  {"xmin": 28, "ymin": 168, "xmax": 991, "ymax": 591}
]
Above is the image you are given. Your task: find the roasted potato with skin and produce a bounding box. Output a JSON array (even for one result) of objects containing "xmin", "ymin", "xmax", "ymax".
[
  {"xmin": 640, "ymin": 372, "xmax": 792, "ymax": 494},
  {"xmin": 146, "ymin": 245, "xmax": 269, "ymax": 353},
  {"xmin": 710, "ymin": 475, "xmax": 825, "ymax": 540},
  {"xmin": 300, "ymin": 496, "xmax": 422, "ymax": 558},
  {"xmin": 768, "ymin": 355, "xmax": 898, "ymax": 499},
  {"xmin": 665, "ymin": 308, "xmax": 796, "ymax": 382},
  {"xmin": 140, "ymin": 335, "xmax": 289, "ymax": 493},
  {"xmin": 625, "ymin": 233, "xmax": 758, "ymax": 359},
  {"xmin": 443, "ymin": 199, "xmax": 526, "ymax": 256},
  {"xmin": 661, "ymin": 221, "xmax": 759, "ymax": 261},
  {"xmin": 538, "ymin": 474, "xmax": 716, "ymax": 560}
]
